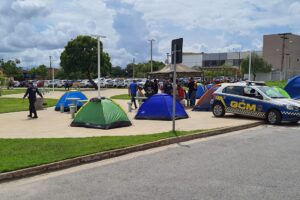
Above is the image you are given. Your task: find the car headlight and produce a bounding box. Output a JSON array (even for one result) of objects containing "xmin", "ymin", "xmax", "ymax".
[{"xmin": 286, "ymin": 104, "xmax": 299, "ymax": 111}]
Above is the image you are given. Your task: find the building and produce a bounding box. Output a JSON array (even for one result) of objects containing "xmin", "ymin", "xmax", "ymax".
[
  {"xmin": 263, "ymin": 33, "xmax": 300, "ymax": 79},
  {"xmin": 182, "ymin": 52, "xmax": 203, "ymax": 67},
  {"xmin": 182, "ymin": 51, "xmax": 262, "ymax": 68}
]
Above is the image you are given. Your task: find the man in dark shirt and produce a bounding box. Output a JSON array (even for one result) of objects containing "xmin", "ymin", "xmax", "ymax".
[
  {"xmin": 163, "ymin": 79, "xmax": 173, "ymax": 95},
  {"xmin": 23, "ymin": 82, "xmax": 43, "ymax": 118},
  {"xmin": 187, "ymin": 77, "xmax": 197, "ymax": 106}
]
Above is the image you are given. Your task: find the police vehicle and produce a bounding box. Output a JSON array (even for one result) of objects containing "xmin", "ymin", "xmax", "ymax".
[{"xmin": 210, "ymin": 81, "xmax": 300, "ymax": 124}]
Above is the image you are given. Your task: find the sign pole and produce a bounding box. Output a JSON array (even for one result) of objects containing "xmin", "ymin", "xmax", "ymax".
[{"xmin": 172, "ymin": 44, "xmax": 177, "ymax": 132}]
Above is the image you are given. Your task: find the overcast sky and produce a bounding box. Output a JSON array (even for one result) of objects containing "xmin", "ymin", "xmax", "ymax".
[{"xmin": 0, "ymin": 0, "xmax": 299, "ymax": 68}]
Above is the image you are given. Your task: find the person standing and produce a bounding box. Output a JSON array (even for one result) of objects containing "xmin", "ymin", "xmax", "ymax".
[
  {"xmin": 162, "ymin": 79, "xmax": 173, "ymax": 95},
  {"xmin": 23, "ymin": 81, "xmax": 43, "ymax": 118},
  {"xmin": 128, "ymin": 80, "xmax": 138, "ymax": 109},
  {"xmin": 188, "ymin": 77, "xmax": 197, "ymax": 106},
  {"xmin": 153, "ymin": 79, "xmax": 159, "ymax": 94}
]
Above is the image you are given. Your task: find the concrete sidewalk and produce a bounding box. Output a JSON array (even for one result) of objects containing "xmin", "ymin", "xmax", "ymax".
[{"xmin": 0, "ymin": 98, "xmax": 259, "ymax": 138}]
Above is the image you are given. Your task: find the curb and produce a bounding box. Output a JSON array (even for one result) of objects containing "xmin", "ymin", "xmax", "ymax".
[{"xmin": 0, "ymin": 121, "xmax": 263, "ymax": 182}]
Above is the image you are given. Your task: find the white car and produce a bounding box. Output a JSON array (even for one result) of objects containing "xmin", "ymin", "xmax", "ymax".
[
  {"xmin": 93, "ymin": 78, "xmax": 105, "ymax": 88},
  {"xmin": 103, "ymin": 79, "xmax": 113, "ymax": 87},
  {"xmin": 80, "ymin": 79, "xmax": 92, "ymax": 88}
]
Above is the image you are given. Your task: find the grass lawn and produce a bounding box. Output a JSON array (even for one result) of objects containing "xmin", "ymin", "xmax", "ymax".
[
  {"xmin": 111, "ymin": 94, "xmax": 130, "ymax": 100},
  {"xmin": 0, "ymin": 130, "xmax": 203, "ymax": 173},
  {"xmin": 0, "ymin": 98, "xmax": 57, "ymax": 113},
  {"xmin": 266, "ymin": 80, "xmax": 287, "ymax": 88},
  {"xmin": 0, "ymin": 88, "xmax": 26, "ymax": 95}
]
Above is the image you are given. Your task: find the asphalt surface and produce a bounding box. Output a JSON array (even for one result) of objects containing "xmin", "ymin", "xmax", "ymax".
[{"xmin": 1, "ymin": 124, "xmax": 300, "ymax": 200}]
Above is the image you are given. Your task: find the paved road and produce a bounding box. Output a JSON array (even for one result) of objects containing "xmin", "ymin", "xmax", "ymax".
[{"xmin": 1, "ymin": 125, "xmax": 300, "ymax": 200}]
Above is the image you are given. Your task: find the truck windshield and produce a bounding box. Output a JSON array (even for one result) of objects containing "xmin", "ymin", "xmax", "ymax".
[{"xmin": 257, "ymin": 86, "xmax": 287, "ymax": 99}]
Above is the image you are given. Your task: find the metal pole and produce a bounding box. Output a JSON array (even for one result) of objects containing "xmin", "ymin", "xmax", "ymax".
[
  {"xmin": 149, "ymin": 39, "xmax": 155, "ymax": 72},
  {"xmin": 50, "ymin": 56, "xmax": 54, "ymax": 92},
  {"xmin": 132, "ymin": 58, "xmax": 135, "ymax": 79},
  {"xmin": 97, "ymin": 37, "xmax": 100, "ymax": 99},
  {"xmin": 172, "ymin": 44, "xmax": 177, "ymax": 132},
  {"xmin": 248, "ymin": 51, "xmax": 251, "ymax": 81}
]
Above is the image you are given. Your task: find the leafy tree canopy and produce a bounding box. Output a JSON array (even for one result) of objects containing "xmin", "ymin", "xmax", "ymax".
[
  {"xmin": 241, "ymin": 53, "xmax": 272, "ymax": 80},
  {"xmin": 125, "ymin": 60, "xmax": 165, "ymax": 78},
  {"xmin": 60, "ymin": 35, "xmax": 112, "ymax": 89},
  {"xmin": 0, "ymin": 59, "xmax": 23, "ymax": 80}
]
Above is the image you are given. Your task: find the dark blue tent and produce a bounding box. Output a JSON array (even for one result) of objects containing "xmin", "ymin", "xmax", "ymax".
[
  {"xmin": 284, "ymin": 76, "xmax": 300, "ymax": 99},
  {"xmin": 135, "ymin": 94, "xmax": 188, "ymax": 120},
  {"xmin": 55, "ymin": 91, "xmax": 88, "ymax": 111}
]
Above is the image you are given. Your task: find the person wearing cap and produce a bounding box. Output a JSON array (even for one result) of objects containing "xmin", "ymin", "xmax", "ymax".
[{"xmin": 23, "ymin": 81, "xmax": 43, "ymax": 118}]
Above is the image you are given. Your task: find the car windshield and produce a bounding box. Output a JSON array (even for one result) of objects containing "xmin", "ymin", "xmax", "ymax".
[{"xmin": 257, "ymin": 86, "xmax": 287, "ymax": 99}]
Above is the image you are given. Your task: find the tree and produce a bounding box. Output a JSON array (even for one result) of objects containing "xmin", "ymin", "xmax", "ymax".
[
  {"xmin": 241, "ymin": 53, "xmax": 272, "ymax": 81},
  {"xmin": 60, "ymin": 35, "xmax": 112, "ymax": 89},
  {"xmin": 0, "ymin": 59, "xmax": 23, "ymax": 80},
  {"xmin": 35, "ymin": 65, "xmax": 48, "ymax": 79},
  {"xmin": 111, "ymin": 66, "xmax": 125, "ymax": 77},
  {"xmin": 125, "ymin": 60, "xmax": 165, "ymax": 78}
]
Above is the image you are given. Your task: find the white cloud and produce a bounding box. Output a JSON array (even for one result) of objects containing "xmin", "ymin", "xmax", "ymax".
[{"xmin": 0, "ymin": 0, "xmax": 299, "ymax": 68}]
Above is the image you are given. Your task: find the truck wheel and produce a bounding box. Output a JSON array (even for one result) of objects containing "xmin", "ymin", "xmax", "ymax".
[
  {"xmin": 266, "ymin": 109, "xmax": 281, "ymax": 125},
  {"xmin": 212, "ymin": 102, "xmax": 225, "ymax": 117}
]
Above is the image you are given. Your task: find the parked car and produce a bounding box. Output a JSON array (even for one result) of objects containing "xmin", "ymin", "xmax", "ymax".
[
  {"xmin": 80, "ymin": 79, "xmax": 92, "ymax": 88},
  {"xmin": 103, "ymin": 79, "xmax": 113, "ymax": 87},
  {"xmin": 13, "ymin": 81, "xmax": 20, "ymax": 87},
  {"xmin": 93, "ymin": 78, "xmax": 105, "ymax": 88},
  {"xmin": 210, "ymin": 81, "xmax": 300, "ymax": 124}
]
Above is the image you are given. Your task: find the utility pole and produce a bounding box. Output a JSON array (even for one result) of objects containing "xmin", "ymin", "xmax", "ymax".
[
  {"xmin": 279, "ymin": 33, "xmax": 290, "ymax": 80},
  {"xmin": 148, "ymin": 39, "xmax": 155, "ymax": 72},
  {"xmin": 132, "ymin": 57, "xmax": 135, "ymax": 79},
  {"xmin": 166, "ymin": 53, "xmax": 170, "ymax": 64}
]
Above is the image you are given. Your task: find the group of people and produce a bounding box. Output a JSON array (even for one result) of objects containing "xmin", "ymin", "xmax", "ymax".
[
  {"xmin": 128, "ymin": 79, "xmax": 160, "ymax": 109},
  {"xmin": 128, "ymin": 77, "xmax": 200, "ymax": 109}
]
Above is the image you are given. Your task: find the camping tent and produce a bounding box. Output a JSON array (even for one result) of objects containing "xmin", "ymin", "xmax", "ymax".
[
  {"xmin": 195, "ymin": 83, "xmax": 206, "ymax": 99},
  {"xmin": 55, "ymin": 91, "xmax": 88, "ymax": 111},
  {"xmin": 148, "ymin": 64, "xmax": 203, "ymax": 79},
  {"xmin": 71, "ymin": 98, "xmax": 132, "ymax": 129},
  {"xmin": 135, "ymin": 93, "xmax": 188, "ymax": 120},
  {"xmin": 193, "ymin": 84, "xmax": 221, "ymax": 111},
  {"xmin": 284, "ymin": 76, "xmax": 300, "ymax": 99}
]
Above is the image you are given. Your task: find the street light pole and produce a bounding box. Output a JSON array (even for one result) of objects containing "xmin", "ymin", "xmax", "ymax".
[
  {"xmin": 91, "ymin": 35, "xmax": 106, "ymax": 99},
  {"xmin": 50, "ymin": 56, "xmax": 54, "ymax": 92},
  {"xmin": 148, "ymin": 39, "xmax": 155, "ymax": 72}
]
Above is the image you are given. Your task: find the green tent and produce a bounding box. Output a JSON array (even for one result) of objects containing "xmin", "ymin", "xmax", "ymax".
[
  {"xmin": 272, "ymin": 86, "xmax": 291, "ymax": 98},
  {"xmin": 71, "ymin": 98, "xmax": 132, "ymax": 129}
]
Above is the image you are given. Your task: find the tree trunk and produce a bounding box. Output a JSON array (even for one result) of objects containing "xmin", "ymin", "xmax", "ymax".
[{"xmin": 87, "ymin": 71, "xmax": 97, "ymax": 90}]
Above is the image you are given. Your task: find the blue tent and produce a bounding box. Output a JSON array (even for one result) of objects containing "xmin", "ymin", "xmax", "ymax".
[
  {"xmin": 195, "ymin": 84, "xmax": 206, "ymax": 99},
  {"xmin": 284, "ymin": 76, "xmax": 300, "ymax": 99},
  {"xmin": 135, "ymin": 93, "xmax": 189, "ymax": 120},
  {"xmin": 55, "ymin": 91, "xmax": 88, "ymax": 111}
]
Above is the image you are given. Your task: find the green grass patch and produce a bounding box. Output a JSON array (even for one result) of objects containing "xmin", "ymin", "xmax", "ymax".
[
  {"xmin": 0, "ymin": 88, "xmax": 26, "ymax": 95},
  {"xmin": 0, "ymin": 98, "xmax": 57, "ymax": 113},
  {"xmin": 0, "ymin": 130, "xmax": 203, "ymax": 173},
  {"xmin": 266, "ymin": 80, "xmax": 287, "ymax": 88},
  {"xmin": 111, "ymin": 94, "xmax": 130, "ymax": 100}
]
